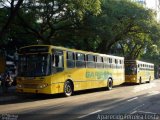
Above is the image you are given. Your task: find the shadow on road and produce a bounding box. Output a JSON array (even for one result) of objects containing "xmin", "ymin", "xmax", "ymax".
[
  {"xmin": 0, "ymin": 86, "xmax": 124, "ymax": 105},
  {"xmin": 0, "ymin": 81, "xmax": 153, "ymax": 105},
  {"xmin": 15, "ymin": 93, "xmax": 160, "ymax": 120}
]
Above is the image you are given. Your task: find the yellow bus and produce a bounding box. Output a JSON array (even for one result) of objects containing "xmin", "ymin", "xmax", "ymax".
[
  {"xmin": 125, "ymin": 60, "xmax": 154, "ymax": 84},
  {"xmin": 16, "ymin": 45, "xmax": 125, "ymax": 96}
]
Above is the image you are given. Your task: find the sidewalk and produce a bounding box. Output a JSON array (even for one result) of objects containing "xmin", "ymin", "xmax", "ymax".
[{"xmin": 0, "ymin": 86, "xmax": 17, "ymax": 102}]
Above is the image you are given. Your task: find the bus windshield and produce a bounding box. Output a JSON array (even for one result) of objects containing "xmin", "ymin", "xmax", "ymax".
[
  {"xmin": 125, "ymin": 64, "xmax": 137, "ymax": 75},
  {"xmin": 18, "ymin": 54, "xmax": 51, "ymax": 77}
]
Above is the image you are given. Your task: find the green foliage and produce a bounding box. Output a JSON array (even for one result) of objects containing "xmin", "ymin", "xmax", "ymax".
[
  {"xmin": 0, "ymin": 0, "xmax": 101, "ymax": 48},
  {"xmin": 141, "ymin": 22, "xmax": 160, "ymax": 64},
  {"xmin": 0, "ymin": 0, "xmax": 160, "ymax": 66},
  {"xmin": 0, "ymin": 7, "xmax": 9, "ymax": 43},
  {"xmin": 76, "ymin": 0, "xmax": 160, "ymax": 61},
  {"xmin": 17, "ymin": 0, "xmax": 101, "ymax": 42}
]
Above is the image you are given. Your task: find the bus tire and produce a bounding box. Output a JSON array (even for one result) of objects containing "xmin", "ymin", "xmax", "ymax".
[
  {"xmin": 107, "ymin": 79, "xmax": 113, "ymax": 90},
  {"xmin": 139, "ymin": 77, "xmax": 142, "ymax": 84},
  {"xmin": 64, "ymin": 81, "xmax": 73, "ymax": 97},
  {"xmin": 147, "ymin": 77, "xmax": 151, "ymax": 83}
]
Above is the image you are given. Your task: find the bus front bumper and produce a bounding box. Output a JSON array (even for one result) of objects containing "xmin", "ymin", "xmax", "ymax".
[{"xmin": 125, "ymin": 75, "xmax": 137, "ymax": 83}]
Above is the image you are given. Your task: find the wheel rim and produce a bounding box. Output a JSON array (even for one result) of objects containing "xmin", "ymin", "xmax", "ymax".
[
  {"xmin": 65, "ymin": 83, "xmax": 72, "ymax": 96},
  {"xmin": 108, "ymin": 79, "xmax": 112, "ymax": 89},
  {"xmin": 66, "ymin": 85, "xmax": 71, "ymax": 94}
]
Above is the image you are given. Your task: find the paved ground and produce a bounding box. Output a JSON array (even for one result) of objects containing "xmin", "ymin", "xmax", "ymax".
[
  {"xmin": 0, "ymin": 86, "xmax": 17, "ymax": 102},
  {"xmin": 1, "ymin": 80, "xmax": 160, "ymax": 120}
]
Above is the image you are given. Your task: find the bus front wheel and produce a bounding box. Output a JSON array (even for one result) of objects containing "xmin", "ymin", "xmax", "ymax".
[
  {"xmin": 64, "ymin": 81, "xmax": 73, "ymax": 97},
  {"xmin": 139, "ymin": 77, "xmax": 142, "ymax": 84},
  {"xmin": 107, "ymin": 79, "xmax": 113, "ymax": 90}
]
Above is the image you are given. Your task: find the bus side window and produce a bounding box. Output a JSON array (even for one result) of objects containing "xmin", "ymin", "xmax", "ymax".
[
  {"xmin": 67, "ymin": 51, "xmax": 75, "ymax": 68},
  {"xmin": 86, "ymin": 54, "xmax": 96, "ymax": 68},
  {"xmin": 103, "ymin": 57, "xmax": 108, "ymax": 68},
  {"xmin": 52, "ymin": 49, "xmax": 64, "ymax": 73},
  {"xmin": 76, "ymin": 53, "xmax": 85, "ymax": 68},
  {"xmin": 109, "ymin": 58, "xmax": 112, "ymax": 68},
  {"xmin": 55, "ymin": 55, "xmax": 60, "ymax": 67},
  {"xmin": 96, "ymin": 56, "xmax": 104, "ymax": 68},
  {"xmin": 115, "ymin": 59, "xmax": 117, "ymax": 69}
]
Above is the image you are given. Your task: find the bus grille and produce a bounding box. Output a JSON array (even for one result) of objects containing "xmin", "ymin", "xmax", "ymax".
[{"xmin": 23, "ymin": 84, "xmax": 38, "ymax": 89}]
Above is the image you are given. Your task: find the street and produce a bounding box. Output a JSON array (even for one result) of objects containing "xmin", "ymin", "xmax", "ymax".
[
  {"xmin": 0, "ymin": 0, "xmax": 160, "ymax": 120},
  {"xmin": 1, "ymin": 79, "xmax": 160, "ymax": 120}
]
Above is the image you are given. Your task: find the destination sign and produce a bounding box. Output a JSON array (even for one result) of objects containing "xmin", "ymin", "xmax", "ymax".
[
  {"xmin": 19, "ymin": 46, "xmax": 49, "ymax": 54},
  {"xmin": 125, "ymin": 61, "xmax": 136, "ymax": 64},
  {"xmin": 52, "ymin": 49, "xmax": 63, "ymax": 55}
]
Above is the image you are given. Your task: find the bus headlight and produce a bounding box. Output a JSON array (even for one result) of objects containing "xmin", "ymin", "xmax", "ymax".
[
  {"xmin": 38, "ymin": 84, "xmax": 48, "ymax": 89},
  {"xmin": 17, "ymin": 84, "xmax": 22, "ymax": 88}
]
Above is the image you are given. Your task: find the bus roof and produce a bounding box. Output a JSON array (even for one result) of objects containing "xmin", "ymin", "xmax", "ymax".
[
  {"xmin": 136, "ymin": 60, "xmax": 154, "ymax": 66},
  {"xmin": 20, "ymin": 45, "xmax": 124, "ymax": 60},
  {"xmin": 125, "ymin": 60, "xmax": 154, "ymax": 65}
]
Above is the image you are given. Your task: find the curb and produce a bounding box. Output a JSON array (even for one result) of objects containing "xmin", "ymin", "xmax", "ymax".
[
  {"xmin": 0, "ymin": 96, "xmax": 17, "ymax": 102},
  {"xmin": 0, "ymin": 86, "xmax": 17, "ymax": 102}
]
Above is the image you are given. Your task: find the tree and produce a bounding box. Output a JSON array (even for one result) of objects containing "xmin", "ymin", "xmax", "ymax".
[
  {"xmin": 74, "ymin": 0, "xmax": 158, "ymax": 60},
  {"xmin": 115, "ymin": 8, "xmax": 160, "ymax": 60},
  {"xmin": 0, "ymin": 0, "xmax": 160, "ymax": 61},
  {"xmin": 0, "ymin": 0, "xmax": 24, "ymax": 42},
  {"xmin": 15, "ymin": 0, "xmax": 101, "ymax": 44},
  {"xmin": 141, "ymin": 22, "xmax": 160, "ymax": 64},
  {"xmin": 0, "ymin": 0, "xmax": 101, "ymax": 52}
]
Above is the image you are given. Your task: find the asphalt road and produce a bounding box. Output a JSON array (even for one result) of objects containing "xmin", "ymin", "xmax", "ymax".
[{"xmin": 1, "ymin": 79, "xmax": 160, "ymax": 120}]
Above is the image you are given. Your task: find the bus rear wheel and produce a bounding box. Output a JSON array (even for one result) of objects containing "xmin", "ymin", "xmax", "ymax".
[
  {"xmin": 64, "ymin": 81, "xmax": 73, "ymax": 97},
  {"xmin": 107, "ymin": 79, "xmax": 113, "ymax": 90},
  {"xmin": 139, "ymin": 77, "xmax": 142, "ymax": 84},
  {"xmin": 147, "ymin": 76, "xmax": 151, "ymax": 83}
]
